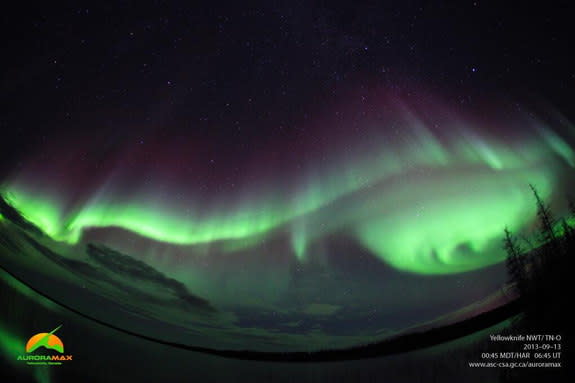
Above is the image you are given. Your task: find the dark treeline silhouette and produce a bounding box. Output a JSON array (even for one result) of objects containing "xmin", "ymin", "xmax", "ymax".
[
  {"xmin": 502, "ymin": 185, "xmax": 574, "ymax": 382},
  {"xmin": 504, "ymin": 185, "xmax": 574, "ymax": 330}
]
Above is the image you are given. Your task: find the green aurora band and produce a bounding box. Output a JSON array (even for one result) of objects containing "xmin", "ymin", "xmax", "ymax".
[
  {"xmin": 0, "ymin": 268, "xmax": 56, "ymax": 383},
  {"xmin": 1, "ymin": 117, "xmax": 574, "ymax": 275}
]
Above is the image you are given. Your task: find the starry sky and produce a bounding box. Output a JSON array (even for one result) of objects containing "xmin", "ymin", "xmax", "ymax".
[
  {"xmin": 0, "ymin": 1, "xmax": 574, "ymax": 352},
  {"xmin": 1, "ymin": 1, "xmax": 573, "ymax": 173}
]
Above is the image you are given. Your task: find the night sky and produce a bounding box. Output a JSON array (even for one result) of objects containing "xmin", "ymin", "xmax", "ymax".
[
  {"xmin": 1, "ymin": 1, "xmax": 574, "ymax": 171},
  {"xmin": 1, "ymin": 0, "xmax": 575, "ymax": 356}
]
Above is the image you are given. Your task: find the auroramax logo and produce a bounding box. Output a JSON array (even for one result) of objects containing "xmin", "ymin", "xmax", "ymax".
[
  {"xmin": 26, "ymin": 325, "xmax": 64, "ymax": 353},
  {"xmin": 17, "ymin": 325, "xmax": 74, "ymax": 365}
]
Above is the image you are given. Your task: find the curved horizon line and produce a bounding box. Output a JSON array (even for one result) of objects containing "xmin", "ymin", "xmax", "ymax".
[{"xmin": 0, "ymin": 263, "xmax": 520, "ymax": 363}]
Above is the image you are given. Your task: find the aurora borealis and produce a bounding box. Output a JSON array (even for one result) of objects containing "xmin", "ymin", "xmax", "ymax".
[
  {"xmin": 2, "ymin": 93, "xmax": 574, "ymax": 275},
  {"xmin": 4, "ymin": 88, "xmax": 573, "ymax": 356},
  {"xmin": 1, "ymin": 2, "xmax": 574, "ymax": 382}
]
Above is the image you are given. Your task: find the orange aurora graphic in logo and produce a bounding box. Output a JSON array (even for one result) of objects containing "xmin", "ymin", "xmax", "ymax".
[{"xmin": 25, "ymin": 325, "xmax": 64, "ymax": 353}]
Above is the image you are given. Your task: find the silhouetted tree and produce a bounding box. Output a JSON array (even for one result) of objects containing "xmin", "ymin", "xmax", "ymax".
[
  {"xmin": 503, "ymin": 227, "xmax": 526, "ymax": 297},
  {"xmin": 568, "ymin": 197, "xmax": 575, "ymax": 217},
  {"xmin": 502, "ymin": 186, "xmax": 574, "ymax": 382},
  {"xmin": 529, "ymin": 184, "xmax": 557, "ymax": 269},
  {"xmin": 518, "ymin": 234, "xmax": 535, "ymax": 252},
  {"xmin": 506, "ymin": 185, "xmax": 574, "ymax": 329},
  {"xmin": 560, "ymin": 218, "xmax": 573, "ymax": 246},
  {"xmin": 529, "ymin": 184, "xmax": 555, "ymax": 238}
]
